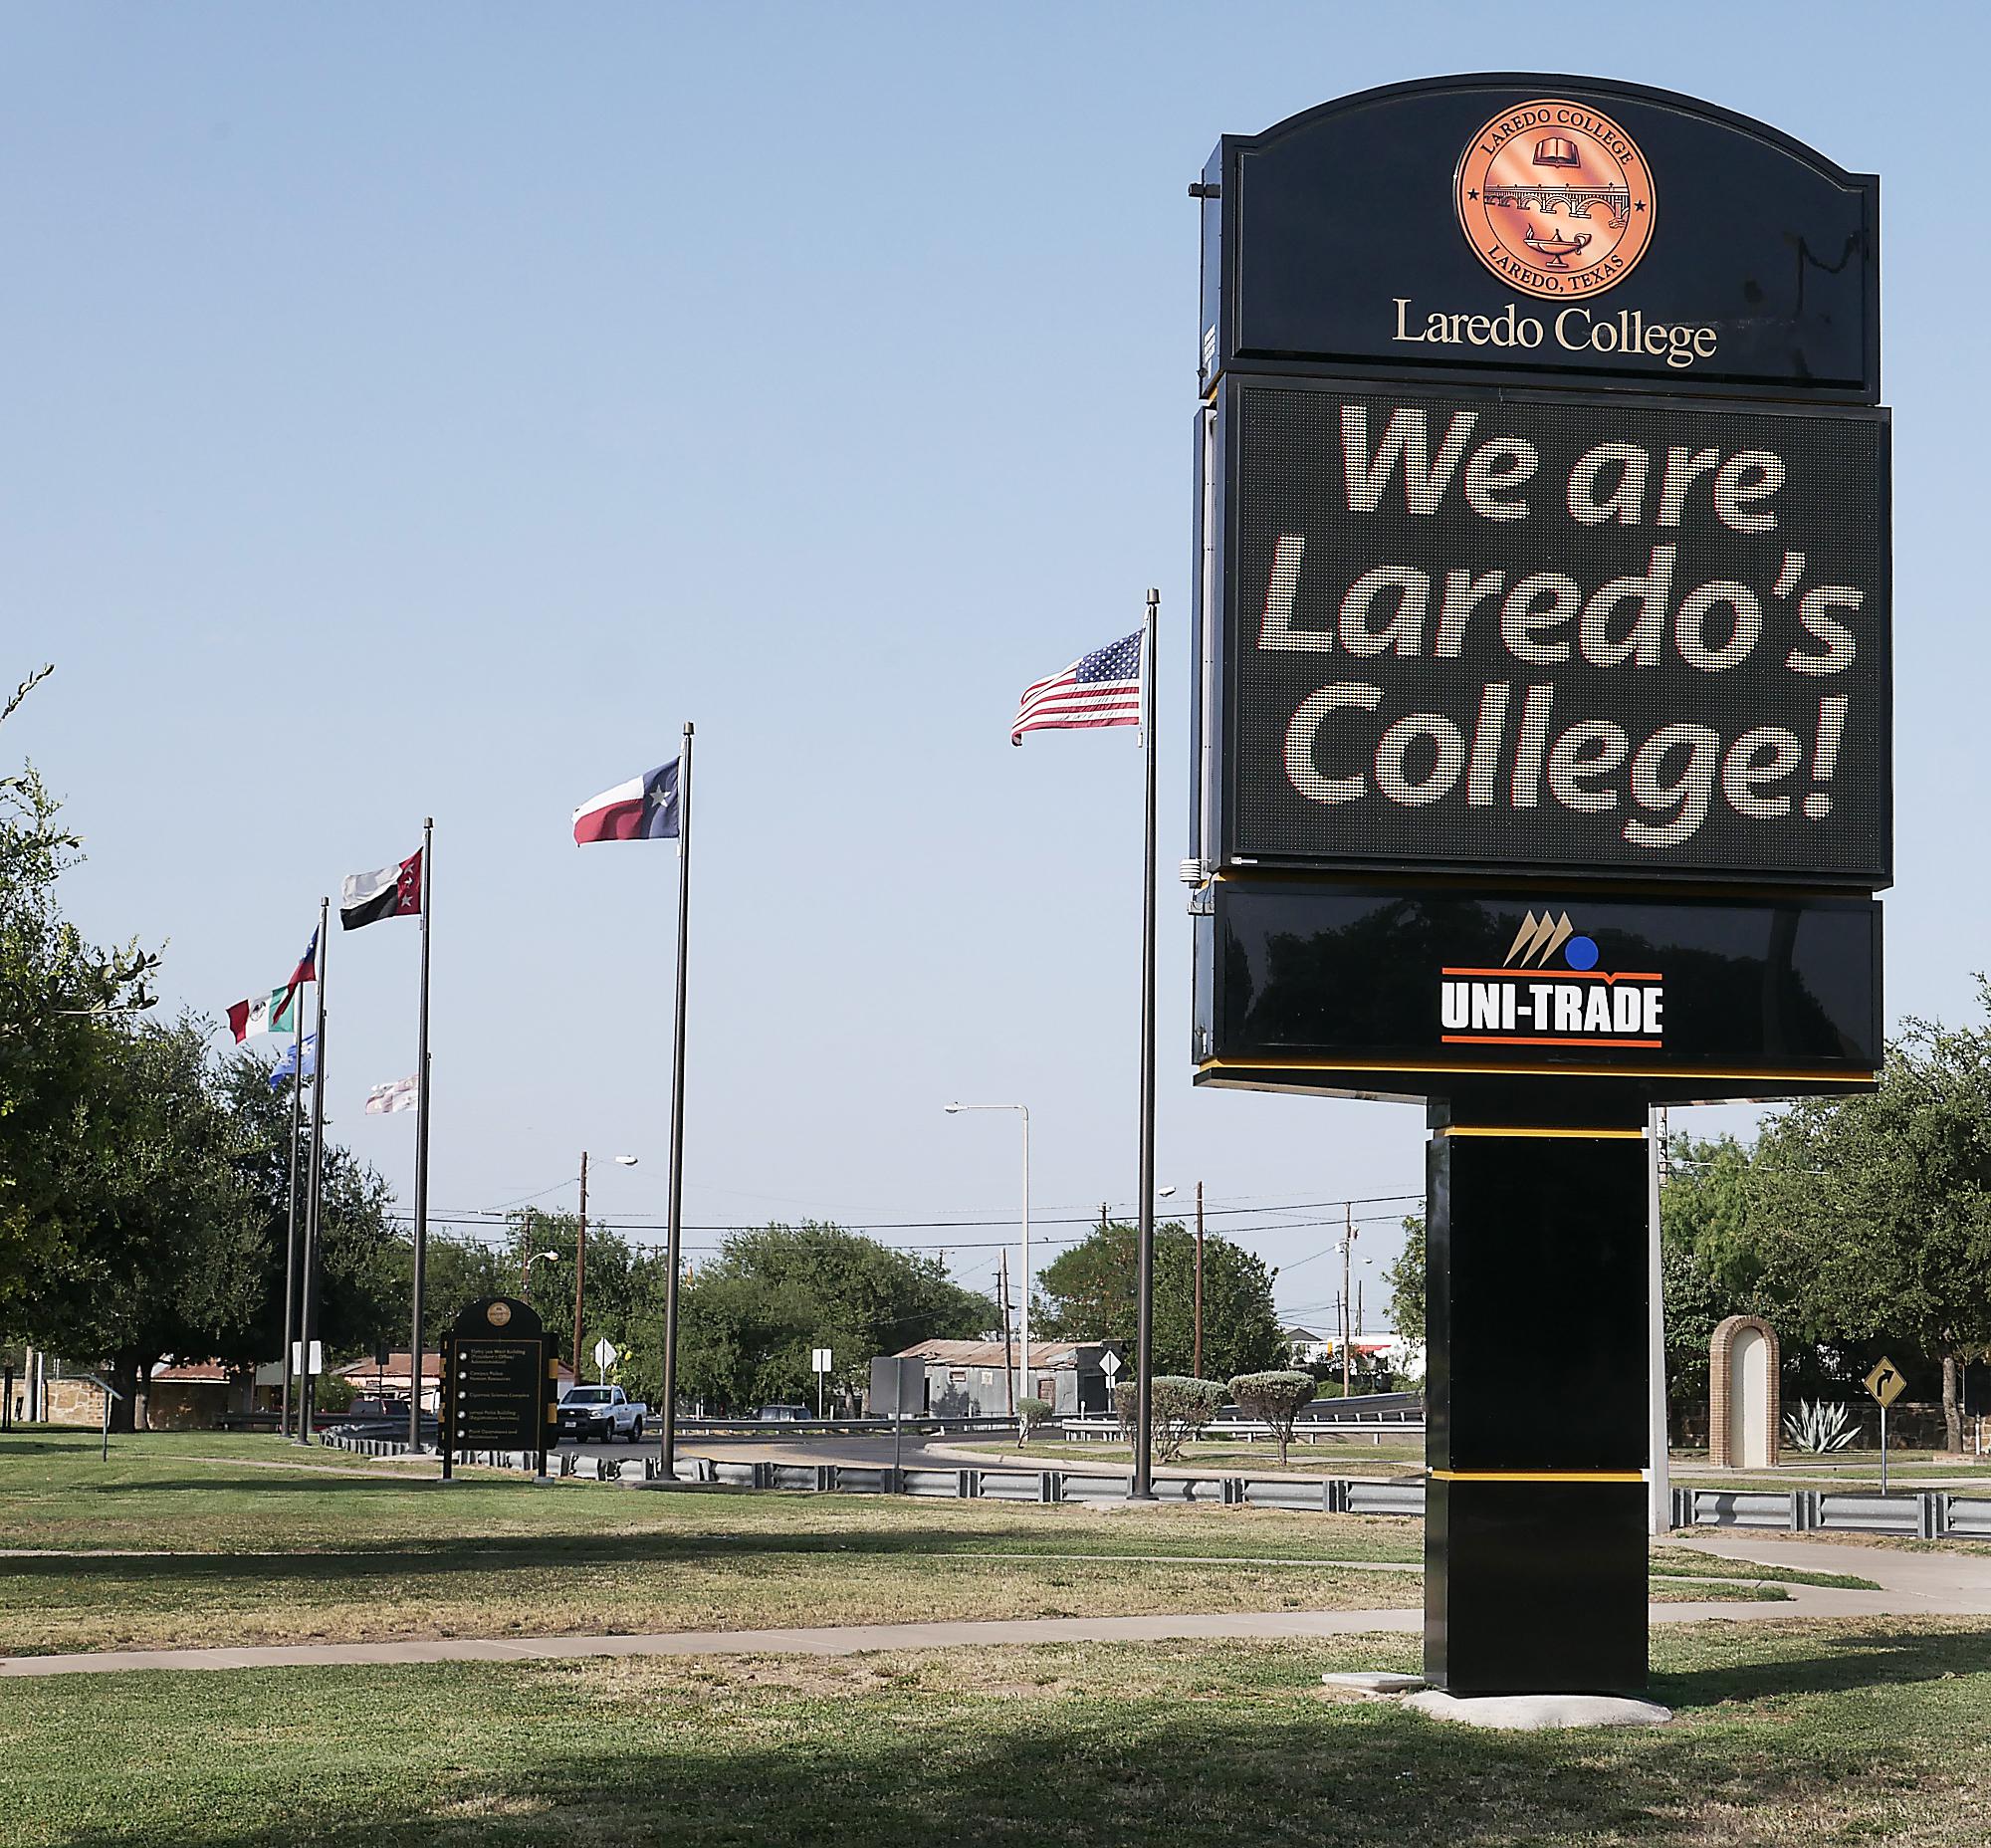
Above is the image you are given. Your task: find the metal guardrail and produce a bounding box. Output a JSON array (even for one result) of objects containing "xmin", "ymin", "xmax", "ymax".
[
  {"xmin": 1059, "ymin": 1414, "xmax": 1425, "ymax": 1444},
  {"xmin": 322, "ymin": 1436, "xmax": 1989, "ymax": 1537},
  {"xmin": 1667, "ymin": 1485, "xmax": 1971, "ymax": 1539},
  {"xmin": 675, "ymin": 1415, "xmax": 1021, "ymax": 1438}
]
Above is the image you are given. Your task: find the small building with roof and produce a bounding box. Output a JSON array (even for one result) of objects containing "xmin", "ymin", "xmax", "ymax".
[{"xmin": 889, "ymin": 1337, "xmax": 1122, "ymax": 1420}]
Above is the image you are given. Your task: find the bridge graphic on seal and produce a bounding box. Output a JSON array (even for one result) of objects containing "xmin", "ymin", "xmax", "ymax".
[{"xmin": 1482, "ymin": 182, "xmax": 1632, "ymax": 230}]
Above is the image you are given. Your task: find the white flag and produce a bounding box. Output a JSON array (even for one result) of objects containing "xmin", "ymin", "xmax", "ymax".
[{"xmin": 365, "ymin": 1076, "xmax": 420, "ymax": 1115}]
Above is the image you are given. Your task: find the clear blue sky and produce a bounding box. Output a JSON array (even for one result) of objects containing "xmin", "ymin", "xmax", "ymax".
[{"xmin": 5, "ymin": 4, "xmax": 1979, "ymax": 1335}]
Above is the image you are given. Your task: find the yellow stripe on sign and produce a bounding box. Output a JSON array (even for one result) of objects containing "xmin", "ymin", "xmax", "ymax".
[
  {"xmin": 1197, "ymin": 1055, "xmax": 1877, "ymax": 1084},
  {"xmin": 1430, "ymin": 1470, "xmax": 1646, "ymax": 1484},
  {"xmin": 1436, "ymin": 1126, "xmax": 1647, "ymax": 1140}
]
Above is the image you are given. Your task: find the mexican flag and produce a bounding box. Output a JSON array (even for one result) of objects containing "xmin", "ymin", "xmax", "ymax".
[{"xmin": 227, "ymin": 988, "xmax": 299, "ymax": 1043}]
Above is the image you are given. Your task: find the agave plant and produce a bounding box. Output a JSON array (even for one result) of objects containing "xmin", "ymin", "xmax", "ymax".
[{"xmin": 1783, "ymin": 1398, "xmax": 1859, "ymax": 1453}]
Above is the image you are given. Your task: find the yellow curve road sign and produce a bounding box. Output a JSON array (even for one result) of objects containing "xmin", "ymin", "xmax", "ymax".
[{"xmin": 1865, "ymin": 1358, "xmax": 1906, "ymax": 1407}]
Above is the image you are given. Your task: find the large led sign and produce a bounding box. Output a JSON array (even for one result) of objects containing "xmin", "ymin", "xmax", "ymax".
[{"xmin": 1206, "ymin": 377, "xmax": 1890, "ymax": 885}]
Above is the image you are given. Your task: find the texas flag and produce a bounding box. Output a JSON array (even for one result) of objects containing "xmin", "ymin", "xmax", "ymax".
[
  {"xmin": 278, "ymin": 929, "xmax": 318, "ymax": 1015},
  {"xmin": 572, "ymin": 758, "xmax": 681, "ymax": 844}
]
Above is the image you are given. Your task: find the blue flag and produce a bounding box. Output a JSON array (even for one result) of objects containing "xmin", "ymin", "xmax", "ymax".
[{"xmin": 269, "ymin": 1033, "xmax": 319, "ymax": 1093}]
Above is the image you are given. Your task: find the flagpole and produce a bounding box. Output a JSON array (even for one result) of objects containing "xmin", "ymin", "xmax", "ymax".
[
  {"xmin": 280, "ymin": 1004, "xmax": 305, "ymax": 1438},
  {"xmin": 409, "ymin": 816, "xmax": 434, "ymax": 1452},
  {"xmin": 658, "ymin": 721, "xmax": 694, "ymax": 1482},
  {"xmin": 1131, "ymin": 588, "xmax": 1160, "ymax": 1502},
  {"xmin": 301, "ymin": 895, "xmax": 330, "ymax": 1445}
]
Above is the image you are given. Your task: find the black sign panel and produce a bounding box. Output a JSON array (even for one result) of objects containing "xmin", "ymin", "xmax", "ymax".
[
  {"xmin": 1199, "ymin": 75, "xmax": 1878, "ymax": 401},
  {"xmin": 1194, "ymin": 879, "xmax": 1880, "ymax": 1103},
  {"xmin": 447, "ymin": 1297, "xmax": 548, "ymax": 1455},
  {"xmin": 1207, "ymin": 376, "xmax": 1890, "ymax": 886}
]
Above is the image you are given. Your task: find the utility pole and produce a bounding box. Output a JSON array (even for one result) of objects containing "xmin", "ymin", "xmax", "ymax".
[
  {"xmin": 519, "ymin": 1207, "xmax": 534, "ymax": 1294},
  {"xmin": 572, "ymin": 1152, "xmax": 589, "ymax": 1391},
  {"xmin": 1341, "ymin": 1203, "xmax": 1356, "ymax": 1399},
  {"xmin": 998, "ymin": 1249, "xmax": 1015, "ymax": 1416},
  {"xmin": 1100, "ymin": 1201, "xmax": 1109, "ymax": 1235},
  {"xmin": 1193, "ymin": 1181, "xmax": 1206, "ymax": 1379}
]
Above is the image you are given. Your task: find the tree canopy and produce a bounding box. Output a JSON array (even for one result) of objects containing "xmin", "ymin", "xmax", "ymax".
[
  {"xmin": 1034, "ymin": 1221, "xmax": 1283, "ymax": 1380},
  {"xmin": 669, "ymin": 1223, "xmax": 994, "ymax": 1413},
  {"xmin": 1, "ymin": 667, "xmax": 402, "ymax": 1423}
]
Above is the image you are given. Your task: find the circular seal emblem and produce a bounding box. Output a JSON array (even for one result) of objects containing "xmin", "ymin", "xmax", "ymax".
[
  {"xmin": 1455, "ymin": 100, "xmax": 1654, "ymax": 299},
  {"xmin": 486, "ymin": 1300, "xmax": 513, "ymax": 1327}
]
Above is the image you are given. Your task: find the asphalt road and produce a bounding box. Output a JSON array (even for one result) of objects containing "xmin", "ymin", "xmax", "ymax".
[{"xmin": 559, "ymin": 1430, "xmax": 1021, "ymax": 1470}]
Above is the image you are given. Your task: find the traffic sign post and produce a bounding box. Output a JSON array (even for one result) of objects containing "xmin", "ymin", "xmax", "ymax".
[
  {"xmin": 1866, "ymin": 1357, "xmax": 1906, "ymax": 1493},
  {"xmin": 811, "ymin": 1347, "xmax": 833, "ymax": 1419}
]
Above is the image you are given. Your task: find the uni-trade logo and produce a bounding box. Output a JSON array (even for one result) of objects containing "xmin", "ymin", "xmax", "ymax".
[{"xmin": 1439, "ymin": 910, "xmax": 1663, "ymax": 1047}]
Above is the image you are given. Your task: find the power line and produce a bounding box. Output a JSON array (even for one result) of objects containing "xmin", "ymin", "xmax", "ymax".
[
  {"xmin": 408, "ymin": 1195, "xmax": 1434, "ymax": 1235},
  {"xmin": 391, "ymin": 1191, "xmax": 1426, "ymax": 1237}
]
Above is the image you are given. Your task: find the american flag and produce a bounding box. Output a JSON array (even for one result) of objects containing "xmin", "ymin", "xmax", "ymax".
[{"xmin": 1009, "ymin": 630, "xmax": 1144, "ymax": 745}]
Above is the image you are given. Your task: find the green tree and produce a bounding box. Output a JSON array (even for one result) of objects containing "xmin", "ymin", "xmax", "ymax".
[
  {"xmin": 0, "ymin": 669, "xmax": 159, "ymax": 1329},
  {"xmin": 1111, "ymin": 1375, "xmax": 1226, "ymax": 1462},
  {"xmin": 26, "ymin": 1016, "xmax": 262, "ymax": 1427},
  {"xmin": 1229, "ymin": 1369, "xmax": 1316, "ymax": 1464},
  {"xmin": 1034, "ymin": 1221, "xmax": 1282, "ymax": 1380},
  {"xmin": 1748, "ymin": 995, "xmax": 1991, "ymax": 1453},
  {"xmin": 211, "ymin": 1054, "xmax": 402, "ymax": 1374},
  {"xmin": 501, "ymin": 1209, "xmax": 649, "ymax": 1382},
  {"xmin": 1382, "ymin": 1216, "xmax": 1425, "ymax": 1352},
  {"xmin": 1656, "ymin": 1134, "xmax": 1765, "ymax": 1424},
  {"xmin": 420, "ymin": 1235, "xmax": 513, "ymax": 1347},
  {"xmin": 665, "ymin": 1223, "xmax": 993, "ymax": 1414}
]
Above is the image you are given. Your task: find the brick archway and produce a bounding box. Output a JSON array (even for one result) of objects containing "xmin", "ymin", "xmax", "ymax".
[{"xmin": 1709, "ymin": 1314, "xmax": 1781, "ymax": 1468}]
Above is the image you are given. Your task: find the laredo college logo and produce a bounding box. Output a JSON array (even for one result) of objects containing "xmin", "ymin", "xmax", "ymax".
[
  {"xmin": 1455, "ymin": 101, "xmax": 1654, "ymax": 299},
  {"xmin": 1438, "ymin": 912, "xmax": 1665, "ymax": 1048}
]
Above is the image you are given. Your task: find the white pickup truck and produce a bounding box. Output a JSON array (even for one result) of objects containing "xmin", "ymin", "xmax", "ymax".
[{"xmin": 556, "ymin": 1384, "xmax": 647, "ymax": 1444}]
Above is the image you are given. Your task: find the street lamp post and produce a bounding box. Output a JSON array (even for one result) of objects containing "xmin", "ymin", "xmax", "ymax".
[
  {"xmin": 573, "ymin": 1153, "xmax": 637, "ymax": 1397},
  {"xmin": 946, "ymin": 1103, "xmax": 1029, "ymax": 1438}
]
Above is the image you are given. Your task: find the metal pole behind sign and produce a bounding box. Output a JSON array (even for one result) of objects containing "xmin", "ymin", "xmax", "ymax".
[
  {"xmin": 573, "ymin": 1150, "xmax": 588, "ymax": 1390},
  {"xmin": 1880, "ymin": 1401, "xmax": 1888, "ymax": 1496},
  {"xmin": 658, "ymin": 720, "xmax": 695, "ymax": 1484},
  {"xmin": 301, "ymin": 895, "xmax": 330, "ymax": 1446},
  {"xmin": 440, "ymin": 1338, "xmax": 454, "ymax": 1482},
  {"xmin": 409, "ymin": 816, "xmax": 434, "ymax": 1453},
  {"xmin": 280, "ymin": 1007, "xmax": 304, "ymax": 1441},
  {"xmin": 1131, "ymin": 589, "xmax": 1159, "ymax": 1502}
]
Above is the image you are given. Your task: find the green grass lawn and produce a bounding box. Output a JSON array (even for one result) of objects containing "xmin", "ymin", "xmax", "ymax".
[
  {"xmin": 0, "ymin": 1433, "xmax": 1815, "ymax": 1657},
  {"xmin": 7, "ymin": 1621, "xmax": 1991, "ymax": 1846}
]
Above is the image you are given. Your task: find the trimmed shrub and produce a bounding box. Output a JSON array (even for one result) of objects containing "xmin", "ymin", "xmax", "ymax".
[
  {"xmin": 1228, "ymin": 1369, "xmax": 1317, "ymax": 1465},
  {"xmin": 1114, "ymin": 1376, "xmax": 1227, "ymax": 1462}
]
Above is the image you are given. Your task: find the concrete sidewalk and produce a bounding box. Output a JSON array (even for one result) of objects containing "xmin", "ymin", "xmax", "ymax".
[{"xmin": 8, "ymin": 1533, "xmax": 1987, "ymax": 1679}]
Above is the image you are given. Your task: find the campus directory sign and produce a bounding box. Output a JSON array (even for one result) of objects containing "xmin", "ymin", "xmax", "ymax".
[
  {"xmin": 1186, "ymin": 75, "xmax": 1888, "ymax": 1698},
  {"xmin": 442, "ymin": 1296, "xmax": 553, "ymax": 1476}
]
